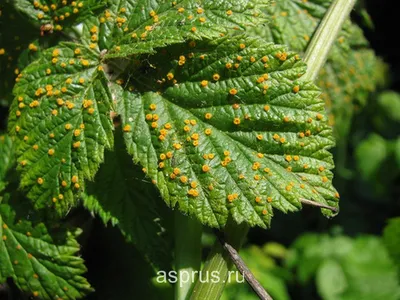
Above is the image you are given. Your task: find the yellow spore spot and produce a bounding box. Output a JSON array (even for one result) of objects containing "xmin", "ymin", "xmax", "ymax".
[
  {"xmin": 202, "ymin": 165, "xmax": 210, "ymax": 172},
  {"xmin": 149, "ymin": 104, "xmax": 157, "ymax": 110},
  {"xmin": 200, "ymin": 80, "xmax": 208, "ymax": 87},
  {"xmin": 229, "ymin": 88, "xmax": 238, "ymax": 95},
  {"xmin": 204, "ymin": 128, "xmax": 212, "ymax": 135},
  {"xmin": 227, "ymin": 193, "xmax": 238, "ymax": 202},
  {"xmin": 188, "ymin": 189, "xmax": 199, "ymax": 197},
  {"xmin": 123, "ymin": 124, "xmax": 132, "ymax": 132},
  {"xmin": 180, "ymin": 176, "xmax": 188, "ymax": 184},
  {"xmin": 37, "ymin": 178, "xmax": 44, "ymax": 185},
  {"xmin": 264, "ymin": 105, "xmax": 270, "ymax": 112},
  {"xmin": 205, "ymin": 113, "xmax": 213, "ymax": 120},
  {"xmin": 239, "ymin": 43, "xmax": 245, "ymax": 49},
  {"xmin": 233, "ymin": 117, "xmax": 241, "ymax": 125},
  {"xmin": 173, "ymin": 143, "xmax": 182, "ymax": 150},
  {"xmin": 48, "ymin": 149, "xmax": 55, "ymax": 156}
]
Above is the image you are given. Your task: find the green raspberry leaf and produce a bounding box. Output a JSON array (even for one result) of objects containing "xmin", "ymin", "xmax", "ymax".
[
  {"xmin": 8, "ymin": 42, "xmax": 113, "ymax": 215},
  {"xmin": 117, "ymin": 36, "xmax": 338, "ymax": 229},
  {"xmin": 82, "ymin": 130, "xmax": 173, "ymax": 271},
  {"xmin": 0, "ymin": 135, "xmax": 91, "ymax": 299},
  {"xmin": 13, "ymin": 0, "xmax": 107, "ymax": 31},
  {"xmin": 253, "ymin": 0, "xmax": 387, "ymax": 138},
  {"xmin": 90, "ymin": 0, "xmax": 271, "ymax": 58},
  {"xmin": 0, "ymin": 202, "xmax": 92, "ymax": 299}
]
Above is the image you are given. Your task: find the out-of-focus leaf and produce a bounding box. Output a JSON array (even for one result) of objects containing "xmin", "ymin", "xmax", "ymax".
[
  {"xmin": 355, "ymin": 134, "xmax": 388, "ymax": 181},
  {"xmin": 288, "ymin": 234, "xmax": 400, "ymax": 300},
  {"xmin": 316, "ymin": 259, "xmax": 347, "ymax": 300},
  {"xmin": 377, "ymin": 91, "xmax": 400, "ymax": 122},
  {"xmin": 383, "ymin": 217, "xmax": 400, "ymax": 279}
]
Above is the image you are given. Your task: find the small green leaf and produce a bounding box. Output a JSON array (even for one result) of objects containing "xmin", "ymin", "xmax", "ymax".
[
  {"xmin": 8, "ymin": 43, "xmax": 113, "ymax": 214},
  {"xmin": 118, "ymin": 36, "xmax": 338, "ymax": 228},
  {"xmin": 0, "ymin": 202, "xmax": 92, "ymax": 299},
  {"xmin": 316, "ymin": 259, "xmax": 347, "ymax": 300},
  {"xmin": 383, "ymin": 217, "xmax": 400, "ymax": 279},
  {"xmin": 378, "ymin": 91, "xmax": 400, "ymax": 122},
  {"xmin": 355, "ymin": 134, "xmax": 388, "ymax": 181},
  {"xmin": 82, "ymin": 130, "xmax": 173, "ymax": 270},
  {"xmin": 288, "ymin": 234, "xmax": 400, "ymax": 300}
]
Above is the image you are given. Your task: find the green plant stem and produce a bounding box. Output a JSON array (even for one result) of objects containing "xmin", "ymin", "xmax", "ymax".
[
  {"xmin": 189, "ymin": 220, "xmax": 248, "ymax": 300},
  {"xmin": 175, "ymin": 211, "xmax": 202, "ymax": 300},
  {"xmin": 302, "ymin": 0, "xmax": 357, "ymax": 81}
]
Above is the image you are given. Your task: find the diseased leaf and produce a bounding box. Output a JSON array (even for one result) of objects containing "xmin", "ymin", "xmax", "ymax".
[
  {"xmin": 0, "ymin": 136, "xmax": 92, "ymax": 299},
  {"xmin": 252, "ymin": 0, "xmax": 387, "ymax": 138},
  {"xmin": 13, "ymin": 0, "xmax": 107, "ymax": 30},
  {"xmin": 8, "ymin": 42, "xmax": 113, "ymax": 214},
  {"xmin": 91, "ymin": 0, "xmax": 271, "ymax": 58},
  {"xmin": 0, "ymin": 203, "xmax": 92, "ymax": 299},
  {"xmin": 117, "ymin": 36, "xmax": 338, "ymax": 229},
  {"xmin": 82, "ymin": 129, "xmax": 173, "ymax": 270}
]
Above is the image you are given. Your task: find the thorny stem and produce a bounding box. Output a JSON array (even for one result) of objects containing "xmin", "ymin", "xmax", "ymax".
[
  {"xmin": 302, "ymin": 0, "xmax": 357, "ymax": 81},
  {"xmin": 175, "ymin": 211, "xmax": 202, "ymax": 300}
]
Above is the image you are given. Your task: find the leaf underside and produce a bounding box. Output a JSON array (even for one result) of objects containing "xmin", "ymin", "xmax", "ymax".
[{"xmin": 82, "ymin": 130, "xmax": 173, "ymax": 271}]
